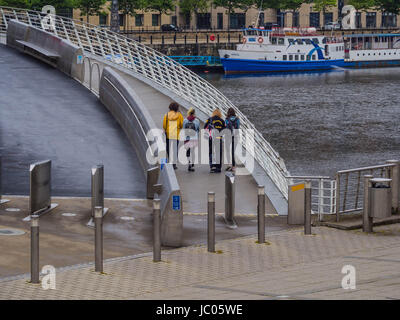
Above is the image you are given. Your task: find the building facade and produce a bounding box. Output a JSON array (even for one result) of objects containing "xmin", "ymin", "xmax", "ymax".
[{"xmin": 71, "ymin": 2, "xmax": 400, "ymax": 30}]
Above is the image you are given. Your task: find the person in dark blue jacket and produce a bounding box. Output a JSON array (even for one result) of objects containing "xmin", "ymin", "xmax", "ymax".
[
  {"xmin": 225, "ymin": 107, "xmax": 240, "ymax": 172},
  {"xmin": 204, "ymin": 108, "xmax": 225, "ymax": 173}
]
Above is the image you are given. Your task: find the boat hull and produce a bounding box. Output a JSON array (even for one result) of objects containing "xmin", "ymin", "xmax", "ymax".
[{"xmin": 221, "ymin": 58, "xmax": 346, "ymax": 74}]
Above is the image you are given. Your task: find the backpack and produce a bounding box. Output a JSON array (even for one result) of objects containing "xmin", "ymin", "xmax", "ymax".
[
  {"xmin": 185, "ymin": 120, "xmax": 196, "ymax": 131},
  {"xmin": 226, "ymin": 117, "xmax": 239, "ymax": 131}
]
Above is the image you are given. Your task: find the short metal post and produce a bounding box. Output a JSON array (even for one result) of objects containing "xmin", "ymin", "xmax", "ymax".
[
  {"xmin": 363, "ymin": 175, "xmax": 373, "ymax": 233},
  {"xmin": 91, "ymin": 164, "xmax": 104, "ymax": 218},
  {"xmin": 94, "ymin": 206, "xmax": 103, "ymax": 273},
  {"xmin": 153, "ymin": 199, "xmax": 161, "ymax": 262},
  {"xmin": 386, "ymin": 160, "xmax": 399, "ymax": 213},
  {"xmin": 257, "ymin": 185, "xmax": 265, "ymax": 243},
  {"xmin": 162, "ymin": 35, "xmax": 164, "ymax": 45},
  {"xmin": 30, "ymin": 215, "xmax": 40, "ymax": 284},
  {"xmin": 224, "ymin": 172, "xmax": 236, "ymax": 228},
  {"xmin": 208, "ymin": 192, "xmax": 215, "ymax": 252},
  {"xmin": 304, "ymin": 181, "xmax": 312, "ymax": 235}
]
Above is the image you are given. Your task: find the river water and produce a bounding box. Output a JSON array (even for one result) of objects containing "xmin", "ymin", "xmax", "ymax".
[{"xmin": 201, "ymin": 68, "xmax": 400, "ymax": 177}]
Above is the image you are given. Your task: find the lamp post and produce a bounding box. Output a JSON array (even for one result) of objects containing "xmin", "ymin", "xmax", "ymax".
[{"xmin": 110, "ymin": 0, "xmax": 119, "ymax": 33}]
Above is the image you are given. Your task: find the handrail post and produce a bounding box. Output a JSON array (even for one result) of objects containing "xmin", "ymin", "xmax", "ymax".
[
  {"xmin": 386, "ymin": 160, "xmax": 399, "ymax": 213},
  {"xmin": 304, "ymin": 181, "xmax": 312, "ymax": 235},
  {"xmin": 335, "ymin": 173, "xmax": 340, "ymax": 222}
]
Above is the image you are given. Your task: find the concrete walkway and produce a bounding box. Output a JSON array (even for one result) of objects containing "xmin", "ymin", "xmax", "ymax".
[
  {"xmin": 0, "ymin": 44, "xmax": 145, "ymax": 198},
  {"xmin": 2, "ymin": 223, "xmax": 400, "ymax": 299},
  {"xmin": 89, "ymin": 58, "xmax": 277, "ymax": 214}
]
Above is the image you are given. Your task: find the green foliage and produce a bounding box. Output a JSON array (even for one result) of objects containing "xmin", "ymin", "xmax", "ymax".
[
  {"xmin": 279, "ymin": 0, "xmax": 306, "ymax": 11},
  {"xmin": 118, "ymin": 0, "xmax": 148, "ymax": 15},
  {"xmin": 0, "ymin": 0, "xmax": 29, "ymax": 8},
  {"xmin": 179, "ymin": 0, "xmax": 209, "ymax": 15},
  {"xmin": 146, "ymin": 0, "xmax": 175, "ymax": 14},
  {"xmin": 348, "ymin": 0, "xmax": 376, "ymax": 11},
  {"xmin": 312, "ymin": 0, "xmax": 337, "ymax": 12},
  {"xmin": 28, "ymin": 0, "xmax": 76, "ymax": 11},
  {"xmin": 375, "ymin": 0, "xmax": 400, "ymax": 14},
  {"xmin": 75, "ymin": 0, "xmax": 107, "ymax": 17}
]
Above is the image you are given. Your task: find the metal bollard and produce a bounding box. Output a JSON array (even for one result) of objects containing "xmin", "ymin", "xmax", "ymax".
[
  {"xmin": 91, "ymin": 165, "xmax": 104, "ymax": 218},
  {"xmin": 94, "ymin": 206, "xmax": 103, "ymax": 273},
  {"xmin": 153, "ymin": 199, "xmax": 161, "ymax": 262},
  {"xmin": 363, "ymin": 175, "xmax": 373, "ymax": 233},
  {"xmin": 224, "ymin": 172, "xmax": 236, "ymax": 228},
  {"xmin": 30, "ymin": 215, "xmax": 40, "ymax": 284},
  {"xmin": 208, "ymin": 192, "xmax": 215, "ymax": 253},
  {"xmin": 304, "ymin": 181, "xmax": 312, "ymax": 235},
  {"xmin": 257, "ymin": 185, "xmax": 265, "ymax": 243}
]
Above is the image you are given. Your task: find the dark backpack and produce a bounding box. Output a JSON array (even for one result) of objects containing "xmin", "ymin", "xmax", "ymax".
[
  {"xmin": 226, "ymin": 117, "xmax": 239, "ymax": 131},
  {"xmin": 185, "ymin": 120, "xmax": 196, "ymax": 131}
]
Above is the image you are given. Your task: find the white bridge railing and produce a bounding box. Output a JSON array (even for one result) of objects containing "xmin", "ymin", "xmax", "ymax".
[{"xmin": 0, "ymin": 6, "xmax": 290, "ymax": 198}]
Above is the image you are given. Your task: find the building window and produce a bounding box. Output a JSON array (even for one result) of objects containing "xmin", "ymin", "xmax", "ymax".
[
  {"xmin": 356, "ymin": 12, "xmax": 362, "ymax": 28},
  {"xmin": 119, "ymin": 14, "xmax": 124, "ymax": 27},
  {"xmin": 99, "ymin": 14, "xmax": 107, "ymax": 26},
  {"xmin": 152, "ymin": 14, "xmax": 160, "ymax": 26},
  {"xmin": 217, "ymin": 13, "xmax": 223, "ymax": 29},
  {"xmin": 324, "ymin": 13, "xmax": 333, "ymax": 26},
  {"xmin": 197, "ymin": 13, "xmax": 211, "ymax": 29},
  {"xmin": 366, "ymin": 12, "xmax": 376, "ymax": 28},
  {"xmin": 171, "ymin": 15, "xmax": 177, "ymax": 26},
  {"xmin": 309, "ymin": 12, "xmax": 320, "ymax": 28},
  {"xmin": 292, "ymin": 12, "xmax": 299, "ymax": 27},
  {"xmin": 382, "ymin": 12, "xmax": 397, "ymax": 28},
  {"xmin": 135, "ymin": 14, "xmax": 144, "ymax": 27},
  {"xmin": 230, "ymin": 13, "xmax": 246, "ymax": 29},
  {"xmin": 259, "ymin": 12, "xmax": 265, "ymax": 27}
]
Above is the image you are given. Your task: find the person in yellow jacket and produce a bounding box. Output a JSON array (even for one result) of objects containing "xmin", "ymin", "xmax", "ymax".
[{"xmin": 163, "ymin": 102, "xmax": 184, "ymax": 169}]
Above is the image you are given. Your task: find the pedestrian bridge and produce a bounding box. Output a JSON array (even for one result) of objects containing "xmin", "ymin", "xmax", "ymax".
[{"xmin": 0, "ymin": 8, "xmax": 290, "ymax": 230}]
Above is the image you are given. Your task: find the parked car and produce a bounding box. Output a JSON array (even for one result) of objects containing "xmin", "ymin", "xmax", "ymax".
[
  {"xmin": 324, "ymin": 22, "xmax": 341, "ymax": 30},
  {"xmin": 263, "ymin": 22, "xmax": 279, "ymax": 29},
  {"xmin": 161, "ymin": 24, "xmax": 181, "ymax": 32}
]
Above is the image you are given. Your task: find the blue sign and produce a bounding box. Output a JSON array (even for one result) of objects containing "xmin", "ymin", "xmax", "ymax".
[
  {"xmin": 160, "ymin": 158, "xmax": 167, "ymax": 170},
  {"xmin": 172, "ymin": 195, "xmax": 180, "ymax": 211}
]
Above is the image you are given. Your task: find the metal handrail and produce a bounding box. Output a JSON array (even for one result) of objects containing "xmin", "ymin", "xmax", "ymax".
[{"xmin": 0, "ymin": 6, "xmax": 290, "ymax": 198}]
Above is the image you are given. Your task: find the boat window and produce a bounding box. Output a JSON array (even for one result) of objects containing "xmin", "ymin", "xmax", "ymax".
[
  {"xmin": 258, "ymin": 31, "xmax": 263, "ymax": 36},
  {"xmin": 263, "ymin": 31, "xmax": 268, "ymax": 36},
  {"xmin": 288, "ymin": 39, "xmax": 295, "ymax": 45},
  {"xmin": 306, "ymin": 55, "xmax": 311, "ymax": 61},
  {"xmin": 283, "ymin": 55, "xmax": 287, "ymax": 60},
  {"xmin": 278, "ymin": 38, "xmax": 285, "ymax": 45},
  {"xmin": 312, "ymin": 38, "xmax": 319, "ymax": 44},
  {"xmin": 271, "ymin": 37, "xmax": 277, "ymax": 44},
  {"xmin": 322, "ymin": 38, "xmax": 327, "ymax": 44},
  {"xmin": 312, "ymin": 54, "xmax": 316, "ymax": 60},
  {"xmin": 304, "ymin": 39, "xmax": 312, "ymax": 45},
  {"xmin": 297, "ymin": 39, "xmax": 303, "ymax": 45},
  {"xmin": 301, "ymin": 55, "xmax": 305, "ymax": 60},
  {"xmin": 295, "ymin": 55, "xmax": 299, "ymax": 60},
  {"xmin": 289, "ymin": 55, "xmax": 293, "ymax": 61}
]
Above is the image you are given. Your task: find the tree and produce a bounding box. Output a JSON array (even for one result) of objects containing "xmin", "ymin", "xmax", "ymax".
[
  {"xmin": 375, "ymin": 0, "xmax": 400, "ymax": 14},
  {"xmin": 347, "ymin": 0, "xmax": 376, "ymax": 11},
  {"xmin": 146, "ymin": 0, "xmax": 175, "ymax": 15},
  {"xmin": 118, "ymin": 0, "xmax": 148, "ymax": 31},
  {"xmin": 279, "ymin": 0, "xmax": 305, "ymax": 27},
  {"xmin": 0, "ymin": 0, "xmax": 29, "ymax": 8},
  {"xmin": 28, "ymin": 0, "xmax": 76, "ymax": 11},
  {"xmin": 312, "ymin": 0, "xmax": 337, "ymax": 27},
  {"xmin": 75, "ymin": 0, "xmax": 107, "ymax": 23},
  {"xmin": 179, "ymin": 0, "xmax": 209, "ymax": 28}
]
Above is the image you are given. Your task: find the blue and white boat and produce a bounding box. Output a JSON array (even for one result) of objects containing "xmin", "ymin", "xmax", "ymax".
[{"xmin": 219, "ymin": 27, "xmax": 346, "ymax": 74}]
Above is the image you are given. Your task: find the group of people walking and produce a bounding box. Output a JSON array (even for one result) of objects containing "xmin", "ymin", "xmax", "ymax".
[{"xmin": 162, "ymin": 102, "xmax": 240, "ymax": 173}]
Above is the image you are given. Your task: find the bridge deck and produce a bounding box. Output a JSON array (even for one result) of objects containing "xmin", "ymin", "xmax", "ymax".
[
  {"xmin": 90, "ymin": 59, "xmax": 277, "ymax": 215},
  {"xmin": 0, "ymin": 44, "xmax": 145, "ymax": 198}
]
